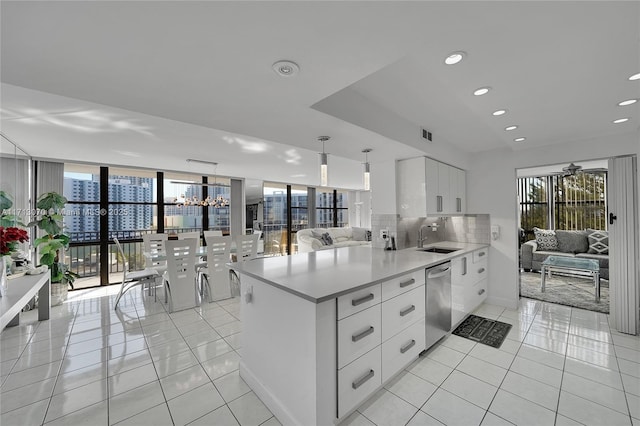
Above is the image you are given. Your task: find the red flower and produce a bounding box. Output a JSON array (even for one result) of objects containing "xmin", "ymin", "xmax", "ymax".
[{"xmin": 0, "ymin": 226, "xmax": 29, "ymax": 256}]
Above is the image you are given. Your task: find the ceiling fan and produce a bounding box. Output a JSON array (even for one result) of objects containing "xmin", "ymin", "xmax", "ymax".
[{"xmin": 562, "ymin": 162, "xmax": 582, "ymax": 176}]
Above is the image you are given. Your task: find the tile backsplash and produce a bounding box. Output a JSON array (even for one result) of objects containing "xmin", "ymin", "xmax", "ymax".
[{"xmin": 374, "ymin": 214, "xmax": 490, "ymax": 250}]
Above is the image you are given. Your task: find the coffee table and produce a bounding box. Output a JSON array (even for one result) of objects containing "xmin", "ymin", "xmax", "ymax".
[{"xmin": 541, "ymin": 256, "xmax": 601, "ymax": 302}]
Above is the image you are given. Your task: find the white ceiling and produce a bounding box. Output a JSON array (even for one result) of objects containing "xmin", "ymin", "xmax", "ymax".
[{"xmin": 1, "ymin": 1, "xmax": 639, "ymax": 189}]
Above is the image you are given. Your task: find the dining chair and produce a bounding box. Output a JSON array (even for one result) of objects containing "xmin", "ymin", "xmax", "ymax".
[
  {"xmin": 235, "ymin": 234, "xmax": 259, "ymax": 262},
  {"xmin": 113, "ymin": 237, "xmax": 159, "ymax": 310},
  {"xmin": 178, "ymin": 231, "xmax": 201, "ymax": 243},
  {"xmin": 162, "ymin": 238, "xmax": 199, "ymax": 312},
  {"xmin": 142, "ymin": 233, "xmax": 168, "ymax": 273},
  {"xmin": 198, "ymin": 235, "xmax": 233, "ymax": 302},
  {"xmin": 203, "ymin": 230, "xmax": 223, "ymax": 239},
  {"xmin": 229, "ymin": 234, "xmax": 259, "ymax": 297}
]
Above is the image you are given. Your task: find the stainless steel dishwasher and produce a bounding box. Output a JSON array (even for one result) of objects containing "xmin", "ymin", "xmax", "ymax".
[{"xmin": 425, "ymin": 261, "xmax": 452, "ymax": 349}]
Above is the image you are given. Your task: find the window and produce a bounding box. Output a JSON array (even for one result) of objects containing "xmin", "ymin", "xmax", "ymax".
[
  {"xmin": 263, "ymin": 183, "xmax": 287, "ymax": 256},
  {"xmin": 63, "ymin": 163, "xmax": 101, "ymax": 279},
  {"xmin": 518, "ymin": 171, "xmax": 607, "ymax": 241}
]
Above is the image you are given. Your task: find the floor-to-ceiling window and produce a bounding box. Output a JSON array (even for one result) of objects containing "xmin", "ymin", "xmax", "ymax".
[
  {"xmin": 316, "ymin": 189, "xmax": 349, "ymax": 228},
  {"xmin": 263, "ymin": 183, "xmax": 287, "ymax": 256},
  {"xmin": 63, "ymin": 163, "xmax": 102, "ymax": 280}
]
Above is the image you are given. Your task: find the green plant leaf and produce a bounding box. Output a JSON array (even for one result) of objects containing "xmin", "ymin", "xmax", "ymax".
[
  {"xmin": 0, "ymin": 191, "xmax": 13, "ymax": 210},
  {"xmin": 39, "ymin": 252, "xmax": 55, "ymax": 266},
  {"xmin": 36, "ymin": 192, "xmax": 68, "ymax": 211}
]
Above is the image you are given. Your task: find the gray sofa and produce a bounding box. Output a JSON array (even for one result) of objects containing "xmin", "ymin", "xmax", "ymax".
[{"xmin": 521, "ymin": 229, "xmax": 609, "ymax": 279}]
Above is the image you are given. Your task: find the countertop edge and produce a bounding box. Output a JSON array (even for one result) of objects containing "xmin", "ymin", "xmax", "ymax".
[{"xmin": 229, "ymin": 242, "xmax": 489, "ymax": 304}]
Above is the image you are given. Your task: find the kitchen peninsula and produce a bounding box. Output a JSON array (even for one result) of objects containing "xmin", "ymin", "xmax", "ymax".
[{"xmin": 231, "ymin": 242, "xmax": 488, "ymax": 425}]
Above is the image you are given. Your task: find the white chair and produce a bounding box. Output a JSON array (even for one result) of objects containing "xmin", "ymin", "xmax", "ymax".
[
  {"xmin": 162, "ymin": 238, "xmax": 199, "ymax": 313},
  {"xmin": 113, "ymin": 238, "xmax": 159, "ymax": 310},
  {"xmin": 142, "ymin": 233, "xmax": 168, "ymax": 274},
  {"xmin": 235, "ymin": 234, "xmax": 259, "ymax": 262},
  {"xmin": 178, "ymin": 231, "xmax": 201, "ymax": 243},
  {"xmin": 229, "ymin": 234, "xmax": 259, "ymax": 297},
  {"xmin": 198, "ymin": 235, "xmax": 232, "ymax": 302},
  {"xmin": 203, "ymin": 230, "xmax": 223, "ymax": 239}
]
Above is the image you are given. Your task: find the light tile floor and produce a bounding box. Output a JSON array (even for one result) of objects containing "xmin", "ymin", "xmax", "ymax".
[{"xmin": 1, "ymin": 285, "xmax": 639, "ymax": 426}]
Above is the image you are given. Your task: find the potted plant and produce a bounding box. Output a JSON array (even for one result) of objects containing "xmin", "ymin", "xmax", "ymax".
[{"xmin": 30, "ymin": 192, "xmax": 78, "ymax": 305}]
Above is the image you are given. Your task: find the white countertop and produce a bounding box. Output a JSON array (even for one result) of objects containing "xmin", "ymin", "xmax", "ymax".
[{"xmin": 230, "ymin": 241, "xmax": 488, "ymax": 303}]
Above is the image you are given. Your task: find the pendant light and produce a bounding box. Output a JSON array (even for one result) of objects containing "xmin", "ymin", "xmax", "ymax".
[
  {"xmin": 318, "ymin": 136, "xmax": 330, "ymax": 186},
  {"xmin": 362, "ymin": 148, "xmax": 372, "ymax": 191}
]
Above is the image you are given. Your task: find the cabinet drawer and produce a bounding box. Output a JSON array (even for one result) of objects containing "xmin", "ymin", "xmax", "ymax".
[
  {"xmin": 381, "ymin": 270, "xmax": 424, "ymax": 301},
  {"xmin": 465, "ymin": 278, "xmax": 488, "ymax": 313},
  {"xmin": 338, "ymin": 346, "xmax": 381, "ymax": 418},
  {"xmin": 381, "ymin": 319, "xmax": 426, "ymax": 383},
  {"xmin": 469, "ymin": 257, "xmax": 488, "ymax": 283},
  {"xmin": 381, "ymin": 285, "xmax": 425, "ymax": 341},
  {"xmin": 472, "ymin": 248, "xmax": 488, "ymax": 263},
  {"xmin": 338, "ymin": 305, "xmax": 382, "ymax": 368},
  {"xmin": 338, "ymin": 284, "xmax": 382, "ymax": 320}
]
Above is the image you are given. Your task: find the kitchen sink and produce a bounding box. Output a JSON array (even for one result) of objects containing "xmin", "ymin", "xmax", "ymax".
[{"xmin": 419, "ymin": 247, "xmax": 461, "ymax": 254}]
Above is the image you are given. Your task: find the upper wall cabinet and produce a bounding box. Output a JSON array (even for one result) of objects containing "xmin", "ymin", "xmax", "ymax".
[{"xmin": 396, "ymin": 157, "xmax": 466, "ymax": 217}]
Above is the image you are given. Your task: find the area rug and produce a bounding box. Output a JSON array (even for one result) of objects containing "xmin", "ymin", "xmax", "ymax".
[
  {"xmin": 519, "ymin": 271, "xmax": 609, "ymax": 314},
  {"xmin": 452, "ymin": 315, "xmax": 512, "ymax": 348}
]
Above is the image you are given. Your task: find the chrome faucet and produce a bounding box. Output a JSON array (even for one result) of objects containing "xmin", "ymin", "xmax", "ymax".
[{"xmin": 417, "ymin": 225, "xmax": 429, "ymax": 248}]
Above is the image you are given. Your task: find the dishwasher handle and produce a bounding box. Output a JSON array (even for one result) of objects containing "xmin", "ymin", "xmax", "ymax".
[{"xmin": 427, "ymin": 266, "xmax": 451, "ymax": 279}]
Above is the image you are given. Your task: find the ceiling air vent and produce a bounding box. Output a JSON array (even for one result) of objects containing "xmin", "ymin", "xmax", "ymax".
[{"xmin": 421, "ymin": 127, "xmax": 433, "ymax": 142}]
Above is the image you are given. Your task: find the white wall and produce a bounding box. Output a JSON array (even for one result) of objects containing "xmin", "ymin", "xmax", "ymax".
[{"xmin": 467, "ymin": 130, "xmax": 640, "ymax": 309}]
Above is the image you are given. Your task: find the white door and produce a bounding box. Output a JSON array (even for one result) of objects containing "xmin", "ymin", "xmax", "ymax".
[{"xmin": 608, "ymin": 156, "xmax": 638, "ymax": 335}]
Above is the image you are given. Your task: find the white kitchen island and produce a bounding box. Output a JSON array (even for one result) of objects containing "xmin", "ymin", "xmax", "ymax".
[{"xmin": 230, "ymin": 243, "xmax": 487, "ymax": 426}]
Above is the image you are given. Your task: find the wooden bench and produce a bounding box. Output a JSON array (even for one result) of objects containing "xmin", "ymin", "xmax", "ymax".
[{"xmin": 0, "ymin": 271, "xmax": 51, "ymax": 330}]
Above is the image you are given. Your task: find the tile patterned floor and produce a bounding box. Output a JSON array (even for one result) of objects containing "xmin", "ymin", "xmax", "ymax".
[{"xmin": 1, "ymin": 285, "xmax": 639, "ymax": 425}]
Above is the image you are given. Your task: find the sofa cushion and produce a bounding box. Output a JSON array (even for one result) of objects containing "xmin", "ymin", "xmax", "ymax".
[
  {"xmin": 329, "ymin": 227, "xmax": 352, "ymax": 241},
  {"xmin": 555, "ymin": 230, "xmax": 589, "ymax": 253},
  {"xmin": 321, "ymin": 232, "xmax": 333, "ymax": 246},
  {"xmin": 533, "ymin": 227, "xmax": 558, "ymax": 251},
  {"xmin": 587, "ymin": 230, "xmax": 609, "ymax": 255},
  {"xmin": 351, "ymin": 227, "xmax": 368, "ymax": 241},
  {"xmin": 575, "ymin": 253, "xmax": 609, "ymax": 269}
]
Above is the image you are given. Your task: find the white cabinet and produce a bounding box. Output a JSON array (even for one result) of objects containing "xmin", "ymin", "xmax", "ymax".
[
  {"xmin": 337, "ymin": 270, "xmax": 426, "ymax": 418},
  {"xmin": 397, "ymin": 157, "xmax": 428, "ymax": 218},
  {"xmin": 451, "ymin": 248, "xmax": 489, "ymax": 328},
  {"xmin": 397, "ymin": 157, "xmax": 466, "ymax": 217}
]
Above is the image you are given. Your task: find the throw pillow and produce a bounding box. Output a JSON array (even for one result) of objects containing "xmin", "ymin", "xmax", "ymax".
[
  {"xmin": 533, "ymin": 227, "xmax": 558, "ymax": 251},
  {"xmin": 351, "ymin": 227, "xmax": 367, "ymax": 241},
  {"xmin": 587, "ymin": 230, "xmax": 609, "ymax": 254},
  {"xmin": 365, "ymin": 230, "xmax": 372, "ymax": 242},
  {"xmin": 555, "ymin": 230, "xmax": 590, "ymax": 253},
  {"xmin": 321, "ymin": 232, "xmax": 333, "ymax": 246}
]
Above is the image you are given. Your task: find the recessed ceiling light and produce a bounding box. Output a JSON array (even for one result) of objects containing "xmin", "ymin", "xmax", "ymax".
[
  {"xmin": 618, "ymin": 99, "xmax": 638, "ymax": 106},
  {"xmin": 492, "ymin": 109, "xmax": 507, "ymax": 116},
  {"xmin": 505, "ymin": 125, "xmax": 518, "ymax": 131},
  {"xmin": 272, "ymin": 60, "xmax": 300, "ymax": 77},
  {"xmin": 514, "ymin": 137, "xmax": 526, "ymax": 142},
  {"xmin": 444, "ymin": 51, "xmax": 465, "ymax": 65},
  {"xmin": 473, "ymin": 87, "xmax": 491, "ymax": 96},
  {"xmin": 629, "ymin": 72, "xmax": 640, "ymax": 81},
  {"xmin": 613, "ymin": 117, "xmax": 629, "ymax": 124}
]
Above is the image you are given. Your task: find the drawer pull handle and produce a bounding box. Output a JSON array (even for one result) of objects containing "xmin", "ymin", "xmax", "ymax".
[
  {"xmin": 352, "ymin": 326, "xmax": 375, "ymax": 342},
  {"xmin": 400, "ymin": 278, "xmax": 415, "ymax": 288},
  {"xmin": 478, "ymin": 289, "xmax": 486, "ymax": 295},
  {"xmin": 462, "ymin": 257, "xmax": 467, "ymax": 276},
  {"xmin": 352, "ymin": 369, "xmax": 375, "ymax": 389},
  {"xmin": 400, "ymin": 339, "xmax": 416, "ymax": 354},
  {"xmin": 400, "ymin": 305, "xmax": 416, "ymax": 317},
  {"xmin": 352, "ymin": 293, "xmax": 374, "ymax": 306},
  {"xmin": 478, "ymin": 268, "xmax": 485, "ymax": 274},
  {"xmin": 478, "ymin": 251, "xmax": 486, "ymax": 257}
]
